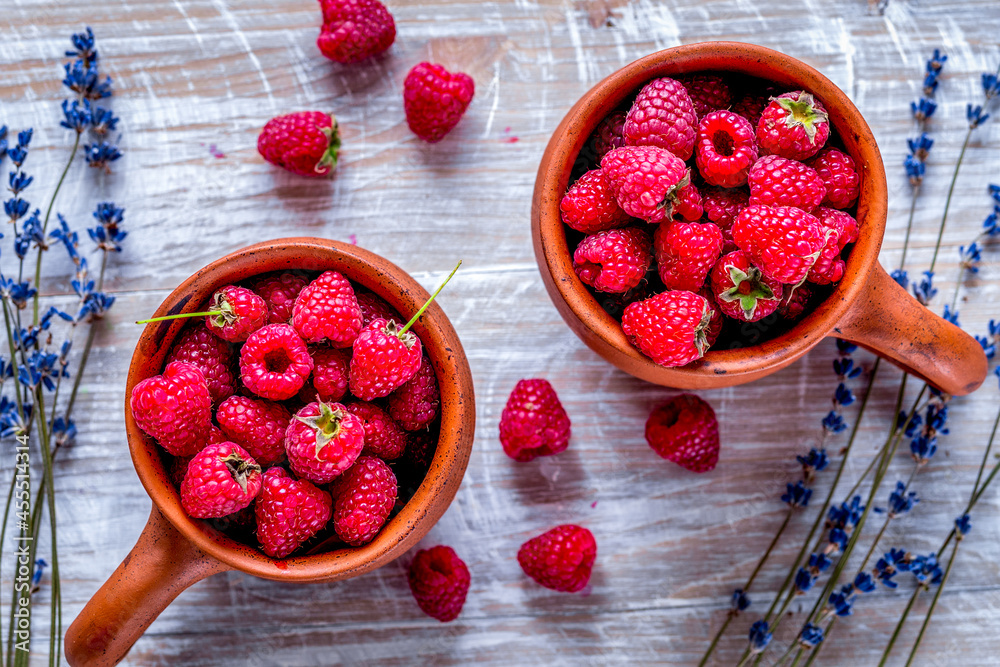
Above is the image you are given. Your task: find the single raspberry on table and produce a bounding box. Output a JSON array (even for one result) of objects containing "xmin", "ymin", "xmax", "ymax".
[
  {"xmin": 623, "ymin": 77, "xmax": 698, "ymax": 160},
  {"xmin": 559, "ymin": 168, "xmax": 632, "ymax": 234},
  {"xmin": 255, "ymin": 467, "xmax": 332, "ymax": 559},
  {"xmin": 592, "ymin": 111, "xmax": 627, "ymax": 158},
  {"xmin": 807, "ymin": 207, "xmax": 855, "ymax": 285},
  {"xmin": 130, "ymin": 361, "xmax": 213, "ymax": 457},
  {"xmin": 165, "ymin": 325, "xmax": 236, "ymax": 406},
  {"xmin": 258, "ymin": 111, "xmax": 340, "ymax": 177},
  {"xmin": 331, "ymin": 455, "xmax": 398, "ymax": 546},
  {"xmin": 696, "ymin": 110, "xmax": 759, "ymax": 188},
  {"xmin": 756, "ymin": 91, "xmax": 830, "ymax": 160},
  {"xmin": 731, "ymin": 92, "xmax": 770, "ymax": 128},
  {"xmin": 403, "ymin": 62, "xmax": 475, "ymax": 143},
  {"xmin": 217, "ymin": 396, "xmax": 292, "ymax": 467},
  {"xmin": 645, "ymin": 394, "xmax": 720, "ymax": 473},
  {"xmin": 701, "ymin": 186, "xmax": 749, "ymax": 250},
  {"xmin": 748, "ymin": 155, "xmax": 826, "ymax": 212},
  {"xmin": 292, "ymin": 270, "xmax": 363, "ymax": 347},
  {"xmin": 653, "ymin": 219, "xmax": 724, "ymax": 292},
  {"xmin": 517, "ymin": 525, "xmax": 597, "ymax": 593},
  {"xmin": 673, "ymin": 178, "xmax": 704, "ymax": 222},
  {"xmin": 240, "ymin": 323, "xmax": 314, "ymax": 401},
  {"xmin": 499, "ymin": 379, "xmax": 571, "ymax": 463},
  {"xmin": 285, "ymin": 399, "xmax": 365, "ymax": 484},
  {"xmin": 316, "ymin": 0, "xmax": 395, "ymax": 64},
  {"xmin": 181, "ymin": 441, "xmax": 262, "ymax": 519},
  {"xmin": 573, "ymin": 227, "xmax": 652, "ymax": 294},
  {"xmin": 600, "ymin": 145, "xmax": 689, "ymax": 223},
  {"xmin": 408, "ymin": 545, "xmax": 471, "ymax": 622},
  {"xmin": 356, "ymin": 291, "xmax": 401, "ymax": 328},
  {"xmin": 710, "ymin": 250, "xmax": 784, "ymax": 322},
  {"xmin": 387, "ymin": 357, "xmax": 440, "ymax": 431},
  {"xmin": 777, "ymin": 285, "xmax": 814, "ymax": 320},
  {"xmin": 621, "ymin": 291, "xmax": 714, "ymax": 368},
  {"xmin": 346, "ymin": 401, "xmax": 407, "ymax": 461},
  {"xmin": 251, "ymin": 272, "xmax": 309, "ymax": 324},
  {"xmin": 204, "ymin": 285, "xmax": 267, "ymax": 343},
  {"xmin": 806, "ymin": 147, "xmax": 860, "ymax": 210},
  {"xmin": 731, "ymin": 204, "xmax": 825, "ymax": 285},
  {"xmin": 306, "ymin": 345, "xmax": 351, "ymax": 402},
  {"xmin": 679, "ymin": 74, "xmax": 732, "ymax": 119}
]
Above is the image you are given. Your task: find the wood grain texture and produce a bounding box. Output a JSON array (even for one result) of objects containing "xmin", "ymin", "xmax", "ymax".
[{"xmin": 3, "ymin": 0, "xmax": 1000, "ymax": 664}]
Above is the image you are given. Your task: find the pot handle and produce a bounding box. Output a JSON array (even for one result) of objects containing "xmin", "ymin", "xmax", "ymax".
[
  {"xmin": 836, "ymin": 265, "xmax": 988, "ymax": 396},
  {"xmin": 65, "ymin": 506, "xmax": 231, "ymax": 666}
]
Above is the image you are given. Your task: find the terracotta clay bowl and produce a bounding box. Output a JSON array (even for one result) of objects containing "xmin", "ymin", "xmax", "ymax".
[
  {"xmin": 532, "ymin": 42, "xmax": 987, "ymax": 396},
  {"xmin": 65, "ymin": 238, "xmax": 475, "ymax": 667}
]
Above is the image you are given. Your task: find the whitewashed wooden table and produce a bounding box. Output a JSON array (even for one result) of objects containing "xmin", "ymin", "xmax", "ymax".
[{"xmin": 4, "ymin": 0, "xmax": 1000, "ymax": 664}]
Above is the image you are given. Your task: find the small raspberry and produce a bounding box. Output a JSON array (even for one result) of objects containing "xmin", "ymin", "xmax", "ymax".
[
  {"xmin": 592, "ymin": 111, "xmax": 627, "ymax": 159},
  {"xmin": 292, "ymin": 270, "xmax": 363, "ymax": 347},
  {"xmin": 285, "ymin": 400, "xmax": 365, "ymax": 484},
  {"xmin": 645, "ymin": 394, "xmax": 720, "ymax": 473},
  {"xmin": 600, "ymin": 145, "xmax": 689, "ymax": 223},
  {"xmin": 255, "ymin": 467, "xmax": 332, "ymax": 558},
  {"xmin": 806, "ymin": 147, "xmax": 860, "ymax": 210},
  {"xmin": 403, "ymin": 62, "xmax": 475, "ymax": 143},
  {"xmin": 251, "ymin": 272, "xmax": 309, "ymax": 324},
  {"xmin": 730, "ymin": 92, "xmax": 769, "ymax": 128},
  {"xmin": 701, "ymin": 186, "xmax": 749, "ymax": 250},
  {"xmin": 205, "ymin": 285, "xmax": 267, "ymax": 343},
  {"xmin": 621, "ymin": 291, "xmax": 713, "ymax": 367},
  {"xmin": 307, "ymin": 346, "xmax": 351, "ymax": 402},
  {"xmin": 757, "ymin": 91, "xmax": 830, "ymax": 160},
  {"xmin": 679, "ymin": 74, "xmax": 732, "ymax": 119},
  {"xmin": 653, "ymin": 220, "xmax": 724, "ymax": 292},
  {"xmin": 673, "ymin": 178, "xmax": 704, "ymax": 222},
  {"xmin": 240, "ymin": 323, "xmax": 314, "ymax": 400},
  {"xmin": 257, "ymin": 111, "xmax": 340, "ymax": 177},
  {"xmin": 559, "ymin": 168, "xmax": 632, "ymax": 234},
  {"xmin": 623, "ymin": 77, "xmax": 698, "ymax": 160},
  {"xmin": 573, "ymin": 227, "xmax": 652, "ymax": 294},
  {"xmin": 731, "ymin": 204, "xmax": 825, "ymax": 285},
  {"xmin": 387, "ymin": 357, "xmax": 440, "ymax": 431},
  {"xmin": 777, "ymin": 285, "xmax": 814, "ymax": 320},
  {"xmin": 217, "ymin": 396, "xmax": 291, "ymax": 467},
  {"xmin": 499, "ymin": 379, "xmax": 571, "ymax": 463},
  {"xmin": 807, "ymin": 207, "xmax": 855, "ymax": 285},
  {"xmin": 517, "ymin": 525, "xmax": 596, "ymax": 593},
  {"xmin": 696, "ymin": 110, "xmax": 759, "ymax": 188},
  {"xmin": 356, "ymin": 291, "xmax": 401, "ymax": 328},
  {"xmin": 710, "ymin": 250, "xmax": 784, "ymax": 322},
  {"xmin": 331, "ymin": 455, "xmax": 398, "ymax": 545},
  {"xmin": 816, "ymin": 206, "xmax": 859, "ymax": 246},
  {"xmin": 349, "ymin": 317, "xmax": 423, "ymax": 401},
  {"xmin": 748, "ymin": 155, "xmax": 825, "ymax": 212},
  {"xmin": 181, "ymin": 441, "xmax": 262, "ymax": 519},
  {"xmin": 316, "ymin": 0, "xmax": 395, "ymax": 64},
  {"xmin": 165, "ymin": 325, "xmax": 236, "ymax": 406},
  {"xmin": 346, "ymin": 401, "xmax": 407, "ymax": 461},
  {"xmin": 130, "ymin": 361, "xmax": 212, "ymax": 457},
  {"xmin": 408, "ymin": 545, "xmax": 471, "ymax": 622}
]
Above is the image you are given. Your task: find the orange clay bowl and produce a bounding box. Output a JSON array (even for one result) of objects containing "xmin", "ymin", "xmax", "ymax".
[
  {"xmin": 532, "ymin": 42, "xmax": 987, "ymax": 396},
  {"xmin": 65, "ymin": 238, "xmax": 476, "ymax": 667}
]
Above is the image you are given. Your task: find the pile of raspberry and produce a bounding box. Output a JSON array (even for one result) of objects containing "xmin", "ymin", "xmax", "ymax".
[
  {"xmin": 561, "ymin": 73, "xmax": 861, "ymax": 367},
  {"xmin": 129, "ymin": 270, "xmax": 441, "ymax": 559}
]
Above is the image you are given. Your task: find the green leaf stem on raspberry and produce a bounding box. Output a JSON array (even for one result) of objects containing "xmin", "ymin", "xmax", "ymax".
[
  {"xmin": 657, "ymin": 170, "xmax": 691, "ymax": 219},
  {"xmin": 317, "ymin": 121, "xmax": 341, "ymax": 173},
  {"xmin": 220, "ymin": 451, "xmax": 262, "ymax": 494},
  {"xmin": 719, "ymin": 263, "xmax": 776, "ymax": 321},
  {"xmin": 775, "ymin": 93, "xmax": 829, "ymax": 142},
  {"xmin": 295, "ymin": 400, "xmax": 351, "ymax": 459},
  {"xmin": 394, "ymin": 259, "xmax": 463, "ymax": 340}
]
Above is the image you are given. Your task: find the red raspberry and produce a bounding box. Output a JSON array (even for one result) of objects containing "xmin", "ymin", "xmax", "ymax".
[
  {"xmin": 403, "ymin": 62, "xmax": 475, "ymax": 143},
  {"xmin": 679, "ymin": 74, "xmax": 732, "ymax": 119},
  {"xmin": 205, "ymin": 285, "xmax": 267, "ymax": 343},
  {"xmin": 623, "ymin": 77, "xmax": 698, "ymax": 160},
  {"xmin": 696, "ymin": 111, "xmax": 758, "ymax": 188},
  {"xmin": 346, "ymin": 401, "xmax": 407, "ymax": 460},
  {"xmin": 559, "ymin": 169, "xmax": 631, "ymax": 234},
  {"xmin": 653, "ymin": 220, "xmax": 724, "ymax": 292},
  {"xmin": 292, "ymin": 270, "xmax": 363, "ymax": 346},
  {"xmin": 257, "ymin": 111, "xmax": 340, "ymax": 177},
  {"xmin": 748, "ymin": 155, "xmax": 825, "ymax": 212},
  {"xmin": 499, "ymin": 379, "xmax": 571, "ymax": 463},
  {"xmin": 408, "ymin": 545, "xmax": 471, "ymax": 622},
  {"xmin": 251, "ymin": 272, "xmax": 309, "ymax": 324},
  {"xmin": 168, "ymin": 426, "xmax": 228, "ymax": 488},
  {"xmin": 165, "ymin": 325, "xmax": 236, "ymax": 406},
  {"xmin": 349, "ymin": 317, "xmax": 423, "ymax": 400},
  {"xmin": 592, "ymin": 111, "xmax": 627, "ymax": 159},
  {"xmin": 130, "ymin": 361, "xmax": 212, "ymax": 457},
  {"xmin": 573, "ymin": 227, "xmax": 652, "ymax": 294},
  {"xmin": 316, "ymin": 0, "xmax": 395, "ymax": 64},
  {"xmin": 806, "ymin": 147, "xmax": 860, "ymax": 210},
  {"xmin": 731, "ymin": 93, "xmax": 769, "ymax": 128},
  {"xmin": 816, "ymin": 206, "xmax": 859, "ymax": 246},
  {"xmin": 645, "ymin": 394, "xmax": 720, "ymax": 473},
  {"xmin": 777, "ymin": 285, "xmax": 814, "ymax": 320},
  {"xmin": 240, "ymin": 323, "xmax": 314, "ymax": 400},
  {"xmin": 285, "ymin": 400, "xmax": 365, "ymax": 484},
  {"xmin": 673, "ymin": 178, "xmax": 703, "ymax": 222},
  {"xmin": 731, "ymin": 204, "xmax": 825, "ymax": 285},
  {"xmin": 621, "ymin": 291, "xmax": 713, "ymax": 367},
  {"xmin": 807, "ymin": 207, "xmax": 856, "ymax": 285},
  {"xmin": 387, "ymin": 358, "xmax": 440, "ymax": 431},
  {"xmin": 756, "ymin": 91, "xmax": 830, "ymax": 160},
  {"xmin": 405, "ymin": 429, "xmax": 437, "ymax": 473},
  {"xmin": 697, "ymin": 287, "xmax": 724, "ymax": 348},
  {"xmin": 517, "ymin": 525, "xmax": 596, "ymax": 593},
  {"xmin": 356, "ymin": 291, "xmax": 401, "ymax": 328},
  {"xmin": 181, "ymin": 442, "xmax": 262, "ymax": 519},
  {"xmin": 701, "ymin": 186, "xmax": 749, "ymax": 250},
  {"xmin": 255, "ymin": 467, "xmax": 332, "ymax": 558},
  {"xmin": 600, "ymin": 146, "xmax": 688, "ymax": 223},
  {"xmin": 710, "ymin": 250, "xmax": 784, "ymax": 322},
  {"xmin": 217, "ymin": 396, "xmax": 291, "ymax": 467},
  {"xmin": 307, "ymin": 346, "xmax": 351, "ymax": 402},
  {"xmin": 331, "ymin": 455, "xmax": 397, "ymax": 545}
]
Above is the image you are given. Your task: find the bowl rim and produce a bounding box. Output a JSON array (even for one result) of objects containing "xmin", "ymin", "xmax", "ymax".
[
  {"xmin": 531, "ymin": 41, "xmax": 888, "ymax": 385},
  {"xmin": 125, "ymin": 237, "xmax": 475, "ymax": 582}
]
